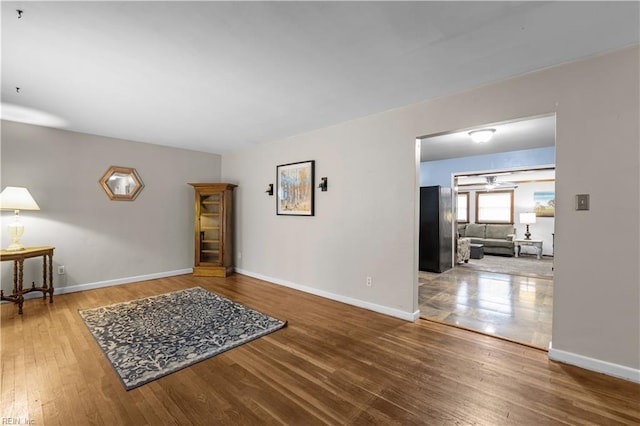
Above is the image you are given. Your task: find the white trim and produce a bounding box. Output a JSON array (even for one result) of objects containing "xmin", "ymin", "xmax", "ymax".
[
  {"xmin": 548, "ymin": 342, "xmax": 640, "ymax": 383},
  {"xmin": 452, "ymin": 164, "xmax": 556, "ymax": 181},
  {"xmin": 12, "ymin": 269, "xmax": 193, "ymax": 301},
  {"xmin": 237, "ymin": 269, "xmax": 420, "ymax": 322}
]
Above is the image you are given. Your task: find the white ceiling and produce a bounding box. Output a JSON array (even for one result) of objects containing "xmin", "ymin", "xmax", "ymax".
[
  {"xmin": 1, "ymin": 2, "xmax": 638, "ymax": 155},
  {"xmin": 420, "ymin": 114, "xmax": 556, "ymax": 162}
]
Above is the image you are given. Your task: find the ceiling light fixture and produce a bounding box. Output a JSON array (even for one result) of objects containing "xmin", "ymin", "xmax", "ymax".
[
  {"xmin": 469, "ymin": 128, "xmax": 496, "ymax": 143},
  {"xmin": 483, "ymin": 175, "xmax": 518, "ymax": 191},
  {"xmin": 486, "ymin": 176, "xmax": 497, "ymax": 189}
]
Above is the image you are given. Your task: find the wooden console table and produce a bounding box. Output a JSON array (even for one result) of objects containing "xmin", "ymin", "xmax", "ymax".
[{"xmin": 0, "ymin": 246, "xmax": 55, "ymax": 314}]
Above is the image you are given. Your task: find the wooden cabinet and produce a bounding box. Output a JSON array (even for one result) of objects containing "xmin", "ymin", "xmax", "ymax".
[
  {"xmin": 419, "ymin": 186, "xmax": 453, "ymax": 273},
  {"xmin": 189, "ymin": 183, "xmax": 237, "ymax": 277}
]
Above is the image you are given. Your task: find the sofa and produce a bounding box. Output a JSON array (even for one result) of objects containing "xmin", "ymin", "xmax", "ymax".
[{"xmin": 457, "ymin": 223, "xmax": 516, "ymax": 256}]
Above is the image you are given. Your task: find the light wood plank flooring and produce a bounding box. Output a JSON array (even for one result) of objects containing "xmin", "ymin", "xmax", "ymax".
[
  {"xmin": 419, "ymin": 267, "xmax": 553, "ymax": 349},
  {"xmin": 2, "ymin": 274, "xmax": 638, "ymax": 425}
]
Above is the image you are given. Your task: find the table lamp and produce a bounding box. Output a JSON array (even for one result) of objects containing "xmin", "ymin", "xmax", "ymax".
[
  {"xmin": 0, "ymin": 186, "xmax": 40, "ymax": 251},
  {"xmin": 519, "ymin": 212, "xmax": 536, "ymax": 240}
]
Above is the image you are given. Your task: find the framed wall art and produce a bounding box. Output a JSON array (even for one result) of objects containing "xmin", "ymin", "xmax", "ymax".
[
  {"xmin": 534, "ymin": 191, "xmax": 555, "ymax": 217},
  {"xmin": 276, "ymin": 160, "xmax": 315, "ymax": 216}
]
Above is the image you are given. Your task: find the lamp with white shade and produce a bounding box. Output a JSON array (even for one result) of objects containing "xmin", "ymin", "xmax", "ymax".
[
  {"xmin": 519, "ymin": 212, "xmax": 536, "ymax": 240},
  {"xmin": 0, "ymin": 186, "xmax": 40, "ymax": 251}
]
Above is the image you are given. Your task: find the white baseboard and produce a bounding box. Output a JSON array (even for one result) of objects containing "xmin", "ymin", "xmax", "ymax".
[
  {"xmin": 548, "ymin": 342, "xmax": 640, "ymax": 383},
  {"xmin": 10, "ymin": 268, "xmax": 422, "ymax": 324},
  {"xmin": 236, "ymin": 268, "xmax": 419, "ymax": 322},
  {"xmin": 13, "ymin": 269, "xmax": 193, "ymax": 301}
]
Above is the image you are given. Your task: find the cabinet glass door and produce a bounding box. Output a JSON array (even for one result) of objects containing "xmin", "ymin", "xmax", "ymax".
[{"xmin": 199, "ymin": 193, "xmax": 222, "ymax": 264}]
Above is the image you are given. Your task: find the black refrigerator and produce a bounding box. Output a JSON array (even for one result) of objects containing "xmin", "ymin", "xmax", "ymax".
[{"xmin": 419, "ymin": 186, "xmax": 452, "ymax": 273}]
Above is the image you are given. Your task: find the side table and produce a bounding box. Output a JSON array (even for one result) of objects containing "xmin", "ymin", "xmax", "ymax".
[
  {"xmin": 0, "ymin": 246, "xmax": 55, "ymax": 314},
  {"xmin": 514, "ymin": 239, "xmax": 543, "ymax": 259}
]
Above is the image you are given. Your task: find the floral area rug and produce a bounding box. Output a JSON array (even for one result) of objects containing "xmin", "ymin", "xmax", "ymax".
[{"xmin": 79, "ymin": 287, "xmax": 286, "ymax": 390}]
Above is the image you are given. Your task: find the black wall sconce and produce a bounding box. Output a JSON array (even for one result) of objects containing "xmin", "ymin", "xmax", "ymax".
[
  {"xmin": 265, "ymin": 183, "xmax": 274, "ymax": 196},
  {"xmin": 318, "ymin": 177, "xmax": 328, "ymax": 192}
]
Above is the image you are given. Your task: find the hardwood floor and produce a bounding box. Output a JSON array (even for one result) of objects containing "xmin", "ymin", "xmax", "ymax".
[
  {"xmin": 2, "ymin": 274, "xmax": 638, "ymax": 425},
  {"xmin": 419, "ymin": 267, "xmax": 553, "ymax": 349}
]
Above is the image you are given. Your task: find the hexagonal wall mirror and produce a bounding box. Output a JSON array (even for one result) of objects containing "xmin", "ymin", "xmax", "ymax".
[{"xmin": 99, "ymin": 166, "xmax": 144, "ymax": 201}]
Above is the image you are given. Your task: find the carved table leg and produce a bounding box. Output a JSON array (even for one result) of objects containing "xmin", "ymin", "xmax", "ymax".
[
  {"xmin": 12, "ymin": 260, "xmax": 18, "ymax": 294},
  {"xmin": 42, "ymin": 253, "xmax": 48, "ymax": 300},
  {"xmin": 17, "ymin": 259, "xmax": 24, "ymax": 315},
  {"xmin": 48, "ymin": 253, "xmax": 54, "ymax": 303}
]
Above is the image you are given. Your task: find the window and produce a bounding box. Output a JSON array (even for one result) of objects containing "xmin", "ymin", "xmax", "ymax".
[
  {"xmin": 456, "ymin": 192, "xmax": 469, "ymax": 223},
  {"xmin": 476, "ymin": 190, "xmax": 514, "ymax": 224}
]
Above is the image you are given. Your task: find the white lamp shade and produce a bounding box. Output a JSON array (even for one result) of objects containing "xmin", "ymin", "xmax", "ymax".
[
  {"xmin": 0, "ymin": 187, "xmax": 40, "ymax": 211},
  {"xmin": 519, "ymin": 212, "xmax": 536, "ymax": 224},
  {"xmin": 468, "ymin": 129, "xmax": 496, "ymax": 143}
]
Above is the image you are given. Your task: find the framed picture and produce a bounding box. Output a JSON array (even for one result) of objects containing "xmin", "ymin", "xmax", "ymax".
[
  {"xmin": 277, "ymin": 160, "xmax": 315, "ymax": 216},
  {"xmin": 534, "ymin": 191, "xmax": 555, "ymax": 217}
]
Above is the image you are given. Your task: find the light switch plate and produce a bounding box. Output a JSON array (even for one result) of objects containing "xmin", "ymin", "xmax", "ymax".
[{"xmin": 576, "ymin": 194, "xmax": 590, "ymax": 211}]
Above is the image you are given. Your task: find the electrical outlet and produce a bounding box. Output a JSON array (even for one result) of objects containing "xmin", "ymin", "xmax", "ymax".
[
  {"xmin": 366, "ymin": 276, "xmax": 372, "ymax": 287},
  {"xmin": 57, "ymin": 265, "xmax": 65, "ymax": 275}
]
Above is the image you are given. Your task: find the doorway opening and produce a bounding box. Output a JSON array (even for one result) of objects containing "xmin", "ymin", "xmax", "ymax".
[{"xmin": 417, "ymin": 114, "xmax": 556, "ymax": 350}]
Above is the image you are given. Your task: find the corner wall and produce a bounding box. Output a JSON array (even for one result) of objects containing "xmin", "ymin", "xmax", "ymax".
[
  {"xmin": 1, "ymin": 121, "xmax": 222, "ymax": 291},
  {"xmin": 222, "ymin": 46, "xmax": 639, "ymax": 377}
]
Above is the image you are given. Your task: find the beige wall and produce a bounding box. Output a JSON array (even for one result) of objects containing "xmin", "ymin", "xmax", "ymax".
[
  {"xmin": 1, "ymin": 121, "xmax": 222, "ymax": 290},
  {"xmin": 223, "ymin": 46, "xmax": 639, "ymax": 372},
  {"xmin": 1, "ymin": 46, "xmax": 636, "ymax": 377},
  {"xmin": 223, "ymin": 115, "xmax": 420, "ymax": 319}
]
